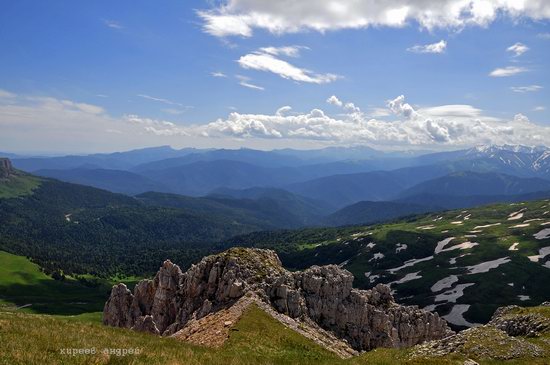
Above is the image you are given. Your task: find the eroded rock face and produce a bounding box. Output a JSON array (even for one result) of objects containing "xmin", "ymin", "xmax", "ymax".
[
  {"xmin": 103, "ymin": 283, "xmax": 133, "ymax": 328},
  {"xmin": 103, "ymin": 248, "xmax": 452, "ymax": 352},
  {"xmin": 0, "ymin": 158, "xmax": 14, "ymax": 179}
]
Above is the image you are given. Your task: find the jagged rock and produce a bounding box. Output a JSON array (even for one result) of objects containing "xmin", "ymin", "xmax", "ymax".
[
  {"xmin": 0, "ymin": 158, "xmax": 14, "ymax": 179},
  {"xmin": 103, "ymin": 283, "xmax": 133, "ymax": 327},
  {"xmin": 103, "ymin": 248, "xmax": 452, "ymax": 354},
  {"xmin": 150, "ymin": 260, "xmax": 182, "ymax": 334},
  {"xmin": 131, "ymin": 315, "xmax": 160, "ymax": 335}
]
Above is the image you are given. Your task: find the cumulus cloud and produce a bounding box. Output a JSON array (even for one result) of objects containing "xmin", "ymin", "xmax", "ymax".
[
  {"xmin": 238, "ymin": 48, "xmax": 340, "ymax": 84},
  {"xmin": 489, "ymin": 66, "xmax": 529, "ymax": 77},
  {"xmin": 407, "ymin": 40, "xmax": 447, "ymax": 54},
  {"xmin": 197, "ymin": 1, "xmax": 550, "ymax": 37},
  {"xmin": 326, "ymin": 95, "xmax": 361, "ymax": 113},
  {"xmin": 326, "ymin": 95, "xmax": 343, "ymax": 107},
  {"xmin": 510, "ymin": 85, "xmax": 543, "ymax": 93},
  {"xmin": 3, "ymin": 90, "xmax": 550, "ymax": 153},
  {"xmin": 388, "ymin": 95, "xmax": 418, "ymax": 120},
  {"xmin": 188, "ymin": 94, "xmax": 550, "ymax": 148},
  {"xmin": 507, "ymin": 42, "xmax": 529, "ymax": 56}
]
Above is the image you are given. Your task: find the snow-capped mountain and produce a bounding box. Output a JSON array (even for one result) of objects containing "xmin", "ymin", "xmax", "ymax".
[{"xmin": 458, "ymin": 144, "xmax": 550, "ymax": 176}]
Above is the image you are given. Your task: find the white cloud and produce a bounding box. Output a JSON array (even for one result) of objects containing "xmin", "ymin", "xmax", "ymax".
[
  {"xmin": 538, "ymin": 32, "xmax": 550, "ymax": 39},
  {"xmin": 507, "ymin": 42, "xmax": 529, "ymax": 56},
  {"xmin": 211, "ymin": 71, "xmax": 227, "ymax": 78},
  {"xmin": 407, "ymin": 40, "xmax": 447, "ymax": 54},
  {"xmin": 534, "ymin": 106, "xmax": 546, "ymax": 111},
  {"xmin": 326, "ymin": 95, "xmax": 360, "ymax": 113},
  {"xmin": 125, "ymin": 115, "xmax": 190, "ymax": 136},
  {"xmin": 238, "ymin": 49, "xmax": 340, "ymax": 84},
  {"xmin": 276, "ymin": 106, "xmax": 292, "ymax": 116},
  {"xmin": 510, "ymin": 85, "xmax": 542, "ymax": 93},
  {"xmin": 388, "ymin": 95, "xmax": 418, "ymax": 120},
  {"xmin": 137, "ymin": 94, "xmax": 185, "ymax": 106},
  {"xmin": 489, "ymin": 66, "xmax": 529, "ymax": 77},
  {"xmin": 103, "ymin": 19, "xmax": 123, "ymax": 29},
  {"xmin": 192, "ymin": 95, "xmax": 550, "ymax": 148},
  {"xmin": 259, "ymin": 46, "xmax": 307, "ymax": 57},
  {"xmin": 197, "ymin": 1, "xmax": 550, "ymax": 37},
  {"xmin": 236, "ymin": 75, "xmax": 264, "ymax": 90},
  {"xmin": 326, "ymin": 95, "xmax": 343, "ymax": 107},
  {"xmin": 3, "ymin": 90, "xmax": 550, "ymax": 153}
]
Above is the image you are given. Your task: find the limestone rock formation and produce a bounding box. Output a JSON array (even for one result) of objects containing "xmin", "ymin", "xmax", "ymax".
[
  {"xmin": 488, "ymin": 305, "xmax": 550, "ymax": 337},
  {"xmin": 410, "ymin": 304, "xmax": 550, "ymax": 361},
  {"xmin": 0, "ymin": 158, "xmax": 14, "ymax": 179},
  {"xmin": 103, "ymin": 248, "xmax": 452, "ymax": 355}
]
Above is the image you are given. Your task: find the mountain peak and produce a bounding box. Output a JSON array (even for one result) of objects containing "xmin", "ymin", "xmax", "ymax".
[{"xmin": 470, "ymin": 144, "xmax": 548, "ymax": 155}]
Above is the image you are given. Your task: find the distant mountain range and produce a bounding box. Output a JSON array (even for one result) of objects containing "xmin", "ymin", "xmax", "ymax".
[{"xmin": 4, "ymin": 144, "xmax": 550, "ymax": 226}]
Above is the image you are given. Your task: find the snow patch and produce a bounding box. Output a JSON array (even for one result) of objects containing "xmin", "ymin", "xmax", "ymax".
[
  {"xmin": 435, "ymin": 283, "xmax": 475, "ymax": 303},
  {"xmin": 395, "ymin": 243, "xmax": 408, "ymax": 253},
  {"xmin": 510, "ymin": 223, "xmax": 530, "ymax": 228},
  {"xmin": 534, "ymin": 228, "xmax": 550, "ymax": 240},
  {"xmin": 474, "ymin": 223, "xmax": 501, "ymax": 229},
  {"xmin": 435, "ymin": 237, "xmax": 455, "ymax": 254},
  {"xmin": 466, "ymin": 257, "xmax": 511, "ymax": 274},
  {"xmin": 417, "ymin": 225, "xmax": 435, "ymax": 230},
  {"xmin": 443, "ymin": 304, "xmax": 481, "ymax": 328},
  {"xmin": 387, "ymin": 256, "xmax": 434, "ymax": 274},
  {"xmin": 431, "ymin": 275, "xmax": 459, "ymax": 293},
  {"xmin": 389, "ymin": 271, "xmax": 422, "ymax": 286}
]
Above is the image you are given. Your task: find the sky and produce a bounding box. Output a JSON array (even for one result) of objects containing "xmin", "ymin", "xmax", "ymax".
[{"xmin": 0, "ymin": 0, "xmax": 549, "ymax": 154}]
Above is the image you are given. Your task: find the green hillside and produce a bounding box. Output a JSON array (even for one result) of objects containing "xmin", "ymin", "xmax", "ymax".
[
  {"xmin": 0, "ymin": 177, "xmax": 274, "ymax": 277},
  {"xmin": 225, "ymin": 199, "xmax": 550, "ymax": 325},
  {"xmin": 0, "ymin": 172, "xmax": 41, "ymax": 198},
  {"xmin": 1, "ymin": 304, "xmax": 548, "ymax": 365},
  {"xmin": 0, "ymin": 251, "xmax": 136, "ymax": 317}
]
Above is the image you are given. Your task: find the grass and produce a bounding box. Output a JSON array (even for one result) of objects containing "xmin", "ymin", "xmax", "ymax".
[
  {"xmin": 0, "ymin": 251, "xmax": 137, "ymax": 316},
  {"xmin": 0, "ymin": 174, "xmax": 41, "ymax": 198},
  {"xmin": 1, "ymin": 305, "xmax": 547, "ymax": 365}
]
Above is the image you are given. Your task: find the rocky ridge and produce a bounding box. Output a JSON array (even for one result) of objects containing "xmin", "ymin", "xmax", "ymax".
[{"xmin": 103, "ymin": 247, "xmax": 452, "ymax": 356}]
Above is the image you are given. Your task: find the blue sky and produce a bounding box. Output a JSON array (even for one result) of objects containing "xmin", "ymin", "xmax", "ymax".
[{"xmin": 0, "ymin": 0, "xmax": 549, "ymax": 153}]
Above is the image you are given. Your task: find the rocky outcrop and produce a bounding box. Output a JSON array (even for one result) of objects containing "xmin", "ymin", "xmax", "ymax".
[
  {"xmin": 410, "ymin": 304, "xmax": 550, "ymax": 361},
  {"xmin": 103, "ymin": 248, "xmax": 452, "ymax": 355},
  {"xmin": 410, "ymin": 326, "xmax": 544, "ymax": 360},
  {"xmin": 488, "ymin": 305, "xmax": 550, "ymax": 337},
  {"xmin": 0, "ymin": 158, "xmax": 14, "ymax": 179}
]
